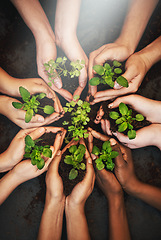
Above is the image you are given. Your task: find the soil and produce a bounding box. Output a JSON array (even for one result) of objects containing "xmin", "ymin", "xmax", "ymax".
[
  {"xmin": 36, "ymin": 131, "xmax": 57, "ymax": 147},
  {"xmin": 37, "ymin": 97, "xmax": 55, "ymax": 118},
  {"xmin": 101, "ymin": 100, "xmax": 151, "ymax": 133},
  {"xmin": 58, "ymin": 147, "xmax": 86, "ymax": 196}
]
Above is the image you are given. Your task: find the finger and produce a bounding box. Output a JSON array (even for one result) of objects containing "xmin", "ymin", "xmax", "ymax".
[
  {"xmin": 30, "ymin": 81, "xmax": 54, "ymax": 99},
  {"xmin": 73, "ymin": 86, "xmax": 84, "ymax": 99},
  {"xmin": 79, "ymin": 67, "xmax": 87, "ymax": 88},
  {"xmin": 108, "ymin": 95, "xmax": 133, "ymax": 109},
  {"xmin": 53, "ymin": 75, "xmax": 63, "ymax": 90},
  {"xmin": 43, "ymin": 112, "xmax": 61, "ymax": 125},
  {"xmin": 112, "ymin": 131, "xmax": 131, "ymax": 145},
  {"xmin": 90, "ymin": 129, "xmax": 110, "ymax": 141},
  {"xmin": 87, "ymin": 131, "xmax": 93, "ymax": 153},
  {"xmin": 101, "ymin": 119, "xmax": 112, "ymax": 135},
  {"xmin": 50, "ymin": 85, "xmax": 73, "ymax": 102},
  {"xmin": 29, "ymin": 127, "xmax": 46, "ymax": 140},
  {"xmin": 52, "ymin": 131, "xmax": 65, "ymax": 156},
  {"xmin": 110, "ymin": 140, "xmax": 126, "ymax": 168},
  {"xmin": 49, "ymin": 150, "xmax": 62, "ymax": 174}
]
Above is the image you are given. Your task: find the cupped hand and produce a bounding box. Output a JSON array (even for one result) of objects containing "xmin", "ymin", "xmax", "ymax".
[
  {"xmin": 0, "ymin": 127, "xmax": 46, "ymax": 172},
  {"xmin": 66, "ymin": 146, "xmax": 95, "ymax": 207}
]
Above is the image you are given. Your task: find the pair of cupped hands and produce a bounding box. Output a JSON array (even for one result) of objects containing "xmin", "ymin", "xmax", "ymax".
[{"xmin": 1, "ymin": 125, "xmax": 139, "ymax": 206}]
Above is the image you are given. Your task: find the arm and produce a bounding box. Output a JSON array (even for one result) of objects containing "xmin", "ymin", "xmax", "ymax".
[
  {"xmin": 55, "ymin": 0, "xmax": 88, "ymax": 98},
  {"xmin": 65, "ymin": 150, "xmax": 95, "ymax": 240},
  {"xmin": 112, "ymin": 139, "xmax": 161, "ymax": 211}
]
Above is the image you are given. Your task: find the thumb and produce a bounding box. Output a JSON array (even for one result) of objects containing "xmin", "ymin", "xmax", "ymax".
[{"xmin": 112, "ymin": 131, "xmax": 131, "ymax": 145}]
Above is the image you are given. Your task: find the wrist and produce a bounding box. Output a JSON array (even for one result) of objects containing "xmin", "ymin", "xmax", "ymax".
[
  {"xmin": 65, "ymin": 197, "xmax": 85, "ymax": 216},
  {"xmin": 124, "ymin": 178, "xmax": 142, "ymax": 196},
  {"xmin": 115, "ymin": 36, "xmax": 135, "ymax": 56}
]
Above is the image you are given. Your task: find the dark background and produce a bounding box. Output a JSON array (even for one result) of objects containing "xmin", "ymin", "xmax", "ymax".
[{"xmin": 0, "ymin": 0, "xmax": 161, "ymax": 239}]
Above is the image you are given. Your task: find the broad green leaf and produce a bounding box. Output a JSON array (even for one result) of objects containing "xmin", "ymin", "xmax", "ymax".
[
  {"xmin": 37, "ymin": 159, "xmax": 45, "ymax": 170},
  {"xmin": 106, "ymin": 162, "xmax": 115, "ymax": 171},
  {"xmin": 102, "ymin": 141, "xmax": 111, "ymax": 150},
  {"xmin": 104, "ymin": 63, "xmax": 111, "ymax": 70},
  {"xmin": 43, "ymin": 105, "xmax": 54, "ymax": 114},
  {"xmin": 31, "ymin": 158, "xmax": 36, "ymax": 165},
  {"xmin": 114, "ymin": 68, "xmax": 122, "ymax": 74},
  {"xmin": 104, "ymin": 76, "xmax": 114, "ymax": 88},
  {"xmin": 23, "ymin": 153, "xmax": 31, "ymax": 158},
  {"xmin": 95, "ymin": 158, "xmax": 102, "ymax": 164},
  {"xmin": 38, "ymin": 93, "xmax": 46, "ymax": 99},
  {"xmin": 56, "ymin": 57, "xmax": 62, "ymax": 63},
  {"xmin": 92, "ymin": 146, "xmax": 100, "ymax": 155},
  {"xmin": 113, "ymin": 60, "xmax": 121, "ymax": 67},
  {"xmin": 81, "ymin": 59, "xmax": 85, "ymax": 65},
  {"xmin": 76, "ymin": 153, "xmax": 84, "ymax": 162},
  {"xmin": 73, "ymin": 95, "xmax": 80, "ymax": 100},
  {"xmin": 48, "ymin": 82, "xmax": 52, "ymax": 87},
  {"xmin": 135, "ymin": 114, "xmax": 144, "ymax": 121},
  {"xmin": 118, "ymin": 122, "xmax": 128, "ymax": 132},
  {"xmin": 116, "ymin": 76, "xmax": 129, "ymax": 88},
  {"xmin": 128, "ymin": 123, "xmax": 133, "ymax": 130},
  {"xmin": 69, "ymin": 168, "xmax": 78, "ymax": 180},
  {"xmin": 19, "ymin": 86, "xmax": 30, "ymax": 101},
  {"xmin": 110, "ymin": 151, "xmax": 119, "ymax": 158},
  {"xmin": 25, "ymin": 135, "xmax": 35, "ymax": 147},
  {"xmin": 69, "ymin": 145, "xmax": 77, "ymax": 154},
  {"xmin": 42, "ymin": 148, "xmax": 52, "ymax": 158},
  {"xmin": 78, "ymin": 144, "xmax": 86, "ymax": 152},
  {"xmin": 89, "ymin": 77, "xmax": 100, "ymax": 86},
  {"xmin": 12, "ymin": 102, "xmax": 23, "ymax": 109},
  {"xmin": 119, "ymin": 102, "xmax": 128, "ymax": 115},
  {"xmin": 128, "ymin": 129, "xmax": 136, "ymax": 139},
  {"xmin": 93, "ymin": 65, "xmax": 104, "ymax": 75},
  {"xmin": 64, "ymin": 156, "xmax": 73, "ymax": 165},
  {"xmin": 109, "ymin": 111, "xmax": 120, "ymax": 120},
  {"xmin": 116, "ymin": 117, "xmax": 123, "ymax": 124},
  {"xmin": 25, "ymin": 145, "xmax": 31, "ymax": 153},
  {"xmin": 25, "ymin": 109, "xmax": 33, "ymax": 123},
  {"xmin": 96, "ymin": 162, "xmax": 105, "ymax": 171},
  {"xmin": 80, "ymin": 163, "xmax": 86, "ymax": 170}
]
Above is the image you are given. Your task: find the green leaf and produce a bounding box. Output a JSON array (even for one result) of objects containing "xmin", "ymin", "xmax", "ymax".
[
  {"xmin": 43, "ymin": 105, "xmax": 54, "ymax": 114},
  {"xmin": 128, "ymin": 123, "xmax": 133, "ymax": 130},
  {"xmin": 73, "ymin": 95, "xmax": 80, "ymax": 100},
  {"xmin": 12, "ymin": 102, "xmax": 23, "ymax": 109},
  {"xmin": 92, "ymin": 146, "xmax": 100, "ymax": 155},
  {"xmin": 25, "ymin": 135, "xmax": 35, "ymax": 147},
  {"xmin": 23, "ymin": 153, "xmax": 31, "ymax": 158},
  {"xmin": 119, "ymin": 102, "xmax": 128, "ymax": 115},
  {"xmin": 116, "ymin": 117, "xmax": 123, "ymax": 124},
  {"xmin": 89, "ymin": 77, "xmax": 100, "ymax": 86},
  {"xmin": 31, "ymin": 158, "xmax": 37, "ymax": 165},
  {"xmin": 128, "ymin": 129, "xmax": 136, "ymax": 139},
  {"xmin": 69, "ymin": 145, "xmax": 77, "ymax": 154},
  {"xmin": 135, "ymin": 114, "xmax": 144, "ymax": 121},
  {"xmin": 113, "ymin": 60, "xmax": 121, "ymax": 67},
  {"xmin": 37, "ymin": 159, "xmax": 45, "ymax": 170},
  {"xmin": 104, "ymin": 63, "xmax": 111, "ymax": 70},
  {"xmin": 93, "ymin": 65, "xmax": 104, "ymax": 75},
  {"xmin": 38, "ymin": 93, "xmax": 46, "ymax": 99},
  {"xmin": 64, "ymin": 156, "xmax": 73, "ymax": 165},
  {"xmin": 102, "ymin": 141, "xmax": 111, "ymax": 150},
  {"xmin": 48, "ymin": 82, "xmax": 52, "ymax": 87},
  {"xmin": 69, "ymin": 168, "xmax": 78, "ymax": 180},
  {"xmin": 110, "ymin": 151, "xmax": 119, "ymax": 158},
  {"xmin": 109, "ymin": 111, "xmax": 120, "ymax": 120},
  {"xmin": 25, "ymin": 109, "xmax": 33, "ymax": 123},
  {"xmin": 80, "ymin": 163, "xmax": 86, "ymax": 170},
  {"xmin": 104, "ymin": 76, "xmax": 114, "ymax": 88},
  {"xmin": 116, "ymin": 76, "xmax": 129, "ymax": 88},
  {"xmin": 118, "ymin": 122, "xmax": 128, "ymax": 132},
  {"xmin": 114, "ymin": 68, "xmax": 122, "ymax": 74},
  {"xmin": 96, "ymin": 162, "xmax": 105, "ymax": 170},
  {"xmin": 42, "ymin": 148, "xmax": 52, "ymax": 158},
  {"xmin": 19, "ymin": 86, "xmax": 30, "ymax": 101},
  {"xmin": 106, "ymin": 162, "xmax": 115, "ymax": 171}
]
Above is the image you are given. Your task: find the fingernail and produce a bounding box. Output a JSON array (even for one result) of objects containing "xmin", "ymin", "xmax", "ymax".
[
  {"xmin": 114, "ymin": 82, "xmax": 122, "ymax": 89},
  {"xmin": 39, "ymin": 127, "xmax": 45, "ymax": 133},
  {"xmin": 56, "ymin": 150, "xmax": 61, "ymax": 156},
  {"xmin": 88, "ymin": 157, "xmax": 92, "ymax": 164},
  {"xmin": 108, "ymin": 103, "xmax": 113, "ymax": 108},
  {"xmin": 110, "ymin": 138, "xmax": 117, "ymax": 146},
  {"xmin": 38, "ymin": 116, "xmax": 44, "ymax": 122},
  {"xmin": 112, "ymin": 132, "xmax": 117, "ymax": 137},
  {"xmin": 48, "ymin": 92, "xmax": 53, "ymax": 98},
  {"xmin": 54, "ymin": 79, "xmax": 62, "ymax": 89}
]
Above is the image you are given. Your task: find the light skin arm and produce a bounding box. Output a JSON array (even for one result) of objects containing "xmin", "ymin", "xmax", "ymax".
[
  {"xmin": 113, "ymin": 139, "xmax": 161, "ymax": 211},
  {"xmin": 65, "ymin": 148, "xmax": 95, "ymax": 240},
  {"xmin": 55, "ymin": 0, "xmax": 88, "ymax": 98}
]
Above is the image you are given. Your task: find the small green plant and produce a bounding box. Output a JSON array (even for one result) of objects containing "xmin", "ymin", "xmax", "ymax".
[
  {"xmin": 109, "ymin": 102, "xmax": 144, "ymax": 139},
  {"xmin": 89, "ymin": 60, "xmax": 128, "ymax": 88},
  {"xmin": 24, "ymin": 135, "xmax": 52, "ymax": 170},
  {"xmin": 62, "ymin": 95, "xmax": 91, "ymax": 142},
  {"xmin": 92, "ymin": 141, "xmax": 118, "ymax": 171},
  {"xmin": 44, "ymin": 57, "xmax": 85, "ymax": 87},
  {"xmin": 64, "ymin": 144, "xmax": 86, "ymax": 180},
  {"xmin": 12, "ymin": 86, "xmax": 54, "ymax": 123}
]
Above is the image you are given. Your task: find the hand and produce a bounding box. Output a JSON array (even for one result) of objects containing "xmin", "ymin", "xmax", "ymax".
[
  {"xmin": 46, "ymin": 151, "xmax": 65, "ymax": 203},
  {"xmin": 0, "ymin": 127, "xmax": 46, "ymax": 172},
  {"xmin": 36, "ymin": 38, "xmax": 73, "ymax": 102},
  {"xmin": 0, "ymin": 94, "xmax": 63, "ymax": 129},
  {"xmin": 66, "ymin": 147, "xmax": 95, "ymax": 208},
  {"xmin": 88, "ymin": 42, "xmax": 132, "ymax": 99}
]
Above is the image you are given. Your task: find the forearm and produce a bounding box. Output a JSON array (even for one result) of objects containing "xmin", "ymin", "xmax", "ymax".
[
  {"xmin": 0, "ymin": 151, "xmax": 14, "ymax": 173},
  {"xmin": 11, "ymin": 0, "xmax": 55, "ymax": 42},
  {"xmin": 116, "ymin": 0, "xmax": 159, "ymax": 54},
  {"xmin": 108, "ymin": 196, "xmax": 131, "ymax": 240},
  {"xmin": 55, "ymin": 0, "xmax": 81, "ymax": 43},
  {"xmin": 127, "ymin": 180, "xmax": 161, "ymax": 211},
  {"xmin": 65, "ymin": 203, "xmax": 91, "ymax": 240},
  {"xmin": 38, "ymin": 194, "xmax": 65, "ymax": 240},
  {"xmin": 0, "ymin": 170, "xmax": 20, "ymax": 205}
]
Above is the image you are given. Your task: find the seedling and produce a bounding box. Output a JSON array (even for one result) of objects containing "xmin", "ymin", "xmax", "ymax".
[
  {"xmin": 64, "ymin": 144, "xmax": 86, "ymax": 180},
  {"xmin": 44, "ymin": 57, "xmax": 85, "ymax": 87},
  {"xmin": 12, "ymin": 86, "xmax": 54, "ymax": 123},
  {"xmin": 92, "ymin": 141, "xmax": 118, "ymax": 171},
  {"xmin": 24, "ymin": 135, "xmax": 52, "ymax": 170},
  {"xmin": 89, "ymin": 60, "xmax": 128, "ymax": 88},
  {"xmin": 109, "ymin": 102, "xmax": 144, "ymax": 139},
  {"xmin": 62, "ymin": 95, "xmax": 91, "ymax": 142}
]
